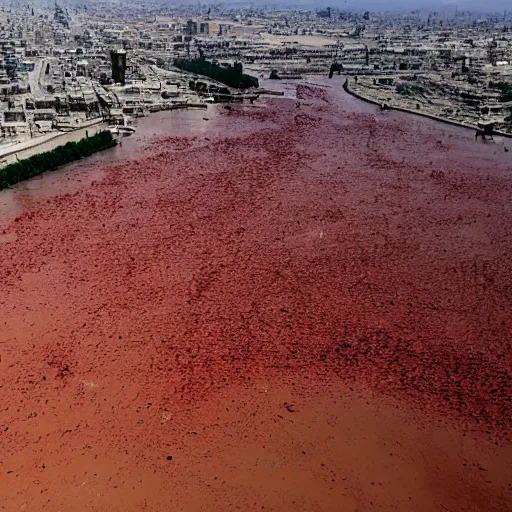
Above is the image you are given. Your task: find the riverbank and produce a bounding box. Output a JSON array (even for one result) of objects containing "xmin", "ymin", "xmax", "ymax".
[
  {"xmin": 343, "ymin": 77, "xmax": 512, "ymax": 140},
  {"xmin": 0, "ymin": 130, "xmax": 116, "ymax": 191},
  {"xmin": 0, "ymin": 118, "xmax": 108, "ymax": 167}
]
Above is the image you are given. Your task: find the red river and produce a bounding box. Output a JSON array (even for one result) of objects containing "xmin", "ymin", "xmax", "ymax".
[{"xmin": 1, "ymin": 78, "xmax": 511, "ymax": 511}]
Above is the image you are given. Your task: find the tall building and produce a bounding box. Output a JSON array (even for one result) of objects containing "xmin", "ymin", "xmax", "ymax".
[
  {"xmin": 54, "ymin": 4, "xmax": 70, "ymax": 29},
  {"xmin": 186, "ymin": 20, "xmax": 198, "ymax": 36},
  {"xmin": 35, "ymin": 29, "xmax": 44, "ymax": 46},
  {"xmin": 110, "ymin": 49, "xmax": 127, "ymax": 84},
  {"xmin": 0, "ymin": 41, "xmax": 18, "ymax": 79}
]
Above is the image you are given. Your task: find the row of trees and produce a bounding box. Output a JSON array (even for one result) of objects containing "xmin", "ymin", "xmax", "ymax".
[
  {"xmin": 495, "ymin": 82, "xmax": 512, "ymax": 103},
  {"xmin": 174, "ymin": 58, "xmax": 259, "ymax": 90},
  {"xmin": 0, "ymin": 130, "xmax": 117, "ymax": 191},
  {"xmin": 396, "ymin": 83, "xmax": 427, "ymax": 96}
]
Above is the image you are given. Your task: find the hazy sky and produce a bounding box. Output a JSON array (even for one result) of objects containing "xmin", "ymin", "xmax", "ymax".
[
  {"xmin": 256, "ymin": 0, "xmax": 509, "ymax": 13},
  {"xmin": 345, "ymin": 0, "xmax": 508, "ymax": 12},
  {"xmin": 6, "ymin": 0, "xmax": 509, "ymax": 14}
]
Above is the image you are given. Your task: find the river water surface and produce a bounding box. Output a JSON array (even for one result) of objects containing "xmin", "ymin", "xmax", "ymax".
[{"xmin": 1, "ymin": 76, "xmax": 511, "ymax": 511}]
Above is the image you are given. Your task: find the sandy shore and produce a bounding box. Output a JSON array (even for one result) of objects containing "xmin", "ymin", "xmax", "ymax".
[{"xmin": 0, "ymin": 77, "xmax": 511, "ymax": 511}]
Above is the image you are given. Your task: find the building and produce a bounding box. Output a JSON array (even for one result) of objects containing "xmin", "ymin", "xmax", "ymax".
[
  {"xmin": 110, "ymin": 49, "xmax": 127, "ymax": 84},
  {"xmin": 186, "ymin": 20, "xmax": 198, "ymax": 36}
]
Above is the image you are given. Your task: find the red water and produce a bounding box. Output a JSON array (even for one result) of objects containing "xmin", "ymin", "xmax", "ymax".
[{"xmin": 1, "ymin": 79, "xmax": 511, "ymax": 511}]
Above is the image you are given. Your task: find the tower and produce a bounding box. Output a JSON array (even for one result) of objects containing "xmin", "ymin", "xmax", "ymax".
[{"xmin": 110, "ymin": 49, "xmax": 127, "ymax": 84}]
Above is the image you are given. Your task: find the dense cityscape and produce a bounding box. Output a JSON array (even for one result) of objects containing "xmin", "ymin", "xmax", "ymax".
[{"xmin": 0, "ymin": 2, "xmax": 511, "ymax": 162}]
